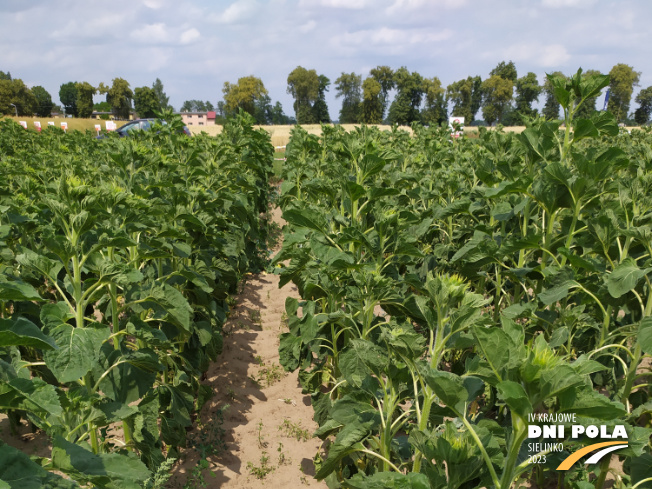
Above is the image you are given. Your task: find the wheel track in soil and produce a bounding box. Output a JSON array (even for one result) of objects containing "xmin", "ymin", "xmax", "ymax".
[{"xmin": 169, "ymin": 204, "xmax": 328, "ymax": 489}]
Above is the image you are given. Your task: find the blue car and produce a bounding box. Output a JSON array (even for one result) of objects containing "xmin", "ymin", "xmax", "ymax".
[{"xmin": 98, "ymin": 119, "xmax": 191, "ymax": 138}]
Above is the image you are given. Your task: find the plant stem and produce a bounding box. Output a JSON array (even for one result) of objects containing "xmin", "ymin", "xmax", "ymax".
[
  {"xmin": 460, "ymin": 414, "xmax": 500, "ymax": 489},
  {"xmin": 621, "ymin": 343, "xmax": 642, "ymax": 413}
]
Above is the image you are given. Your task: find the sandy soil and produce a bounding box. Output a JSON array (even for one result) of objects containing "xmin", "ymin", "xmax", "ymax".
[{"xmin": 168, "ymin": 205, "xmax": 328, "ymax": 489}]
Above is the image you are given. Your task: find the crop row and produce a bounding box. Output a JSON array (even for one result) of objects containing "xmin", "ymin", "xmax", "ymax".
[
  {"xmin": 275, "ymin": 71, "xmax": 652, "ymax": 488},
  {"xmin": 0, "ymin": 113, "xmax": 273, "ymax": 488}
]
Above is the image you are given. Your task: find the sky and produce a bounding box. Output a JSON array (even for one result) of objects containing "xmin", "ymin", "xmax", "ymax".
[{"xmin": 1, "ymin": 0, "xmax": 650, "ymax": 121}]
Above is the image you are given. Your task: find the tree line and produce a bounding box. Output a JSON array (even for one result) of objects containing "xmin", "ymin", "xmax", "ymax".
[
  {"xmin": 277, "ymin": 62, "xmax": 650, "ymax": 126},
  {"xmin": 1, "ymin": 62, "xmax": 651, "ymax": 125}
]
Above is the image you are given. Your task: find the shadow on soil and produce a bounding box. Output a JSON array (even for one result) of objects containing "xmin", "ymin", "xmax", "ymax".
[{"xmin": 168, "ymin": 274, "xmax": 279, "ymax": 488}]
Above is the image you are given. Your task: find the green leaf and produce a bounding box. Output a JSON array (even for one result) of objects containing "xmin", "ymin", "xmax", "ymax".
[
  {"xmin": 548, "ymin": 326, "xmax": 569, "ymax": 349},
  {"xmin": 345, "ymin": 181, "xmax": 365, "ymax": 203},
  {"xmin": 52, "ymin": 436, "xmax": 150, "ymax": 489},
  {"xmin": 126, "ymin": 283, "xmax": 193, "ymax": 334},
  {"xmin": 553, "ymin": 85, "xmax": 571, "ymax": 110},
  {"xmin": 96, "ymin": 400, "xmax": 138, "ymax": 424},
  {"xmin": 333, "ymin": 421, "xmax": 370, "ymax": 447},
  {"xmin": 330, "ymin": 396, "xmax": 381, "ymax": 428},
  {"xmin": 422, "ymin": 369, "xmax": 482, "ymax": 415},
  {"xmin": 0, "ymin": 377, "xmax": 63, "ymax": 419},
  {"xmin": 339, "ymin": 341, "xmax": 386, "ymax": 388},
  {"xmin": 0, "ymin": 317, "xmax": 56, "ymax": 350},
  {"xmin": 572, "ymin": 119, "xmax": 598, "ymax": 141},
  {"xmin": 559, "ymin": 388, "xmax": 626, "ymax": 419},
  {"xmin": 630, "ymin": 453, "xmax": 652, "ymax": 489},
  {"xmin": 314, "ymin": 441, "xmax": 364, "ymax": 480},
  {"xmin": 40, "ymin": 302, "xmax": 75, "ymax": 329},
  {"xmin": 472, "ymin": 326, "xmax": 515, "ymax": 383},
  {"xmin": 539, "ymin": 365, "xmax": 585, "ymax": 400},
  {"xmin": 15, "ymin": 249, "xmax": 63, "ymax": 282},
  {"xmin": 638, "ymin": 317, "xmax": 652, "ymax": 356},
  {"xmin": 0, "ymin": 443, "xmax": 78, "ymax": 489},
  {"xmin": 580, "ymin": 72, "xmax": 609, "ymax": 101},
  {"xmin": 592, "ymin": 111, "xmax": 619, "ymax": 137},
  {"xmin": 45, "ymin": 323, "xmax": 110, "ymax": 383},
  {"xmin": 345, "ymin": 472, "xmax": 430, "ymax": 489},
  {"xmin": 497, "ymin": 380, "xmax": 532, "ymax": 419},
  {"xmin": 0, "ymin": 279, "xmax": 42, "ymax": 301},
  {"xmin": 282, "ymin": 208, "xmax": 327, "ymax": 234},
  {"xmin": 570, "ymin": 355, "xmax": 607, "ymax": 376},
  {"xmin": 608, "ymin": 258, "xmax": 652, "ymax": 298},
  {"xmin": 539, "ymin": 280, "xmax": 577, "ymax": 305},
  {"xmin": 95, "ymin": 345, "xmax": 159, "ymax": 404},
  {"xmin": 278, "ymin": 332, "xmax": 302, "ymax": 372}
]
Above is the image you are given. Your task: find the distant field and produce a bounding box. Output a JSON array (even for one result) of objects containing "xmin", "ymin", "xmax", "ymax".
[
  {"xmin": 189, "ymin": 124, "xmax": 490, "ymax": 147},
  {"xmin": 4, "ymin": 117, "xmax": 638, "ymax": 148},
  {"xmin": 2, "ymin": 116, "xmax": 128, "ymax": 133}
]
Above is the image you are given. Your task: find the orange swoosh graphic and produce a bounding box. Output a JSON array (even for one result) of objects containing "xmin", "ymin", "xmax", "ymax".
[{"xmin": 557, "ymin": 441, "xmax": 628, "ymax": 470}]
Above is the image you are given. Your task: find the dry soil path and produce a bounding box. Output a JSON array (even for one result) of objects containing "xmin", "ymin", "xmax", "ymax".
[{"xmin": 170, "ymin": 205, "xmax": 328, "ymax": 489}]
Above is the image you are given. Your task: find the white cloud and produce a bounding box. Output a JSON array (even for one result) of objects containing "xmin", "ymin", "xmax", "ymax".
[
  {"xmin": 212, "ymin": 0, "xmax": 259, "ymax": 24},
  {"xmin": 386, "ymin": 0, "xmax": 466, "ymax": 14},
  {"xmin": 130, "ymin": 23, "xmax": 169, "ymax": 43},
  {"xmin": 541, "ymin": 0, "xmax": 597, "ymax": 8},
  {"xmin": 50, "ymin": 12, "xmax": 128, "ymax": 41},
  {"xmin": 539, "ymin": 44, "xmax": 572, "ymax": 67},
  {"xmin": 180, "ymin": 28, "xmax": 200, "ymax": 44},
  {"xmin": 143, "ymin": 0, "xmax": 164, "ymax": 9},
  {"xmin": 332, "ymin": 26, "xmax": 454, "ymax": 56},
  {"xmin": 147, "ymin": 50, "xmax": 170, "ymax": 71},
  {"xmin": 316, "ymin": 0, "xmax": 369, "ymax": 8},
  {"xmin": 503, "ymin": 43, "xmax": 571, "ymax": 68},
  {"xmin": 341, "ymin": 27, "xmax": 453, "ymax": 46},
  {"xmin": 299, "ymin": 20, "xmax": 317, "ymax": 33}
]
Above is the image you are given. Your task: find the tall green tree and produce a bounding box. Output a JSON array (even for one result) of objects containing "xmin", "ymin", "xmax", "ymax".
[
  {"xmin": 482, "ymin": 61, "xmax": 517, "ymax": 125},
  {"xmin": 360, "ymin": 77, "xmax": 383, "ymax": 124},
  {"xmin": 75, "ymin": 81, "xmax": 98, "ymax": 118},
  {"xmin": 0, "ymin": 78, "xmax": 36, "ymax": 115},
  {"xmin": 448, "ymin": 76, "xmax": 483, "ymax": 122},
  {"xmin": 269, "ymin": 101, "xmax": 294, "ymax": 125},
  {"xmin": 59, "ymin": 82, "xmax": 78, "ymax": 116},
  {"xmin": 542, "ymin": 71, "xmax": 565, "ymax": 120},
  {"xmin": 574, "ymin": 69, "xmax": 603, "ymax": 119},
  {"xmin": 481, "ymin": 75, "xmax": 513, "ymax": 125},
  {"xmin": 287, "ymin": 66, "xmax": 320, "ymax": 124},
  {"xmin": 181, "ymin": 100, "xmax": 202, "ymax": 112},
  {"xmin": 387, "ymin": 67, "xmax": 423, "ymax": 125},
  {"xmin": 253, "ymin": 94, "xmax": 273, "ymax": 124},
  {"xmin": 369, "ymin": 65, "xmax": 394, "ymax": 120},
  {"xmin": 152, "ymin": 78, "xmax": 171, "ymax": 110},
  {"xmin": 0, "ymin": 71, "xmax": 11, "ymax": 81},
  {"xmin": 421, "ymin": 77, "xmax": 447, "ymax": 126},
  {"xmin": 447, "ymin": 77, "xmax": 473, "ymax": 122},
  {"xmin": 634, "ymin": 86, "xmax": 652, "ymax": 125},
  {"xmin": 223, "ymin": 75, "xmax": 268, "ymax": 117},
  {"xmin": 607, "ymin": 63, "xmax": 641, "ymax": 121},
  {"xmin": 470, "ymin": 76, "xmax": 483, "ymax": 121},
  {"xmin": 180, "ymin": 100, "xmax": 214, "ymax": 112},
  {"xmin": 335, "ymin": 72, "xmax": 362, "ymax": 123},
  {"xmin": 134, "ymin": 86, "xmax": 161, "ymax": 118},
  {"xmin": 106, "ymin": 78, "xmax": 133, "ymax": 119},
  {"xmin": 490, "ymin": 61, "xmax": 518, "ymax": 83},
  {"xmin": 312, "ymin": 75, "xmax": 331, "ymax": 123},
  {"xmin": 514, "ymin": 72, "xmax": 542, "ymax": 120},
  {"xmin": 31, "ymin": 85, "xmax": 53, "ymax": 117}
]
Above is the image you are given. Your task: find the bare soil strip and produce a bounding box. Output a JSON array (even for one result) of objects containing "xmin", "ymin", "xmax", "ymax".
[{"xmin": 169, "ymin": 207, "xmax": 328, "ymax": 489}]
